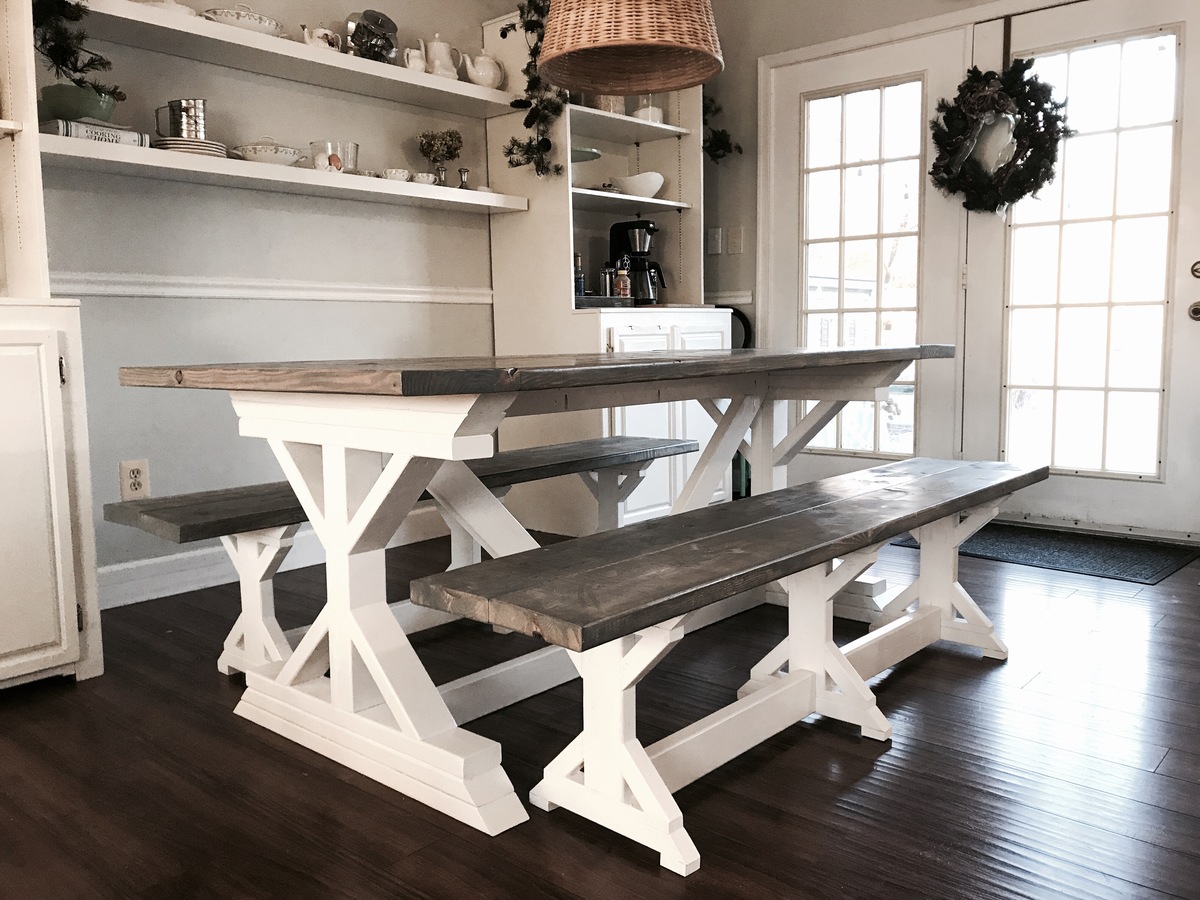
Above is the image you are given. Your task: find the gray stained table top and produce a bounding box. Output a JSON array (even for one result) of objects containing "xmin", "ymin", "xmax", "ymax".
[
  {"xmin": 410, "ymin": 459, "xmax": 1050, "ymax": 652},
  {"xmin": 118, "ymin": 346, "xmax": 955, "ymax": 396}
]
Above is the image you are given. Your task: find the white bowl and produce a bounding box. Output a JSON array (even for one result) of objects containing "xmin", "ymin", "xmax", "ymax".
[
  {"xmin": 203, "ymin": 5, "xmax": 284, "ymax": 36},
  {"xmin": 412, "ymin": 173, "xmax": 437, "ymax": 185},
  {"xmin": 608, "ymin": 171, "xmax": 665, "ymax": 198},
  {"xmin": 234, "ymin": 137, "xmax": 304, "ymax": 166},
  {"xmin": 385, "ymin": 168, "xmax": 411, "ymax": 182},
  {"xmin": 136, "ymin": 0, "xmax": 198, "ymax": 17}
]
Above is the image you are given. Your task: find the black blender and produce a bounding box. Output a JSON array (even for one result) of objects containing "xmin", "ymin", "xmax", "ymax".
[{"xmin": 609, "ymin": 220, "xmax": 665, "ymax": 305}]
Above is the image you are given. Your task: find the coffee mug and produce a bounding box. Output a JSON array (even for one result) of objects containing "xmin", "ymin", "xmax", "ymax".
[{"xmin": 155, "ymin": 98, "xmax": 206, "ymax": 139}]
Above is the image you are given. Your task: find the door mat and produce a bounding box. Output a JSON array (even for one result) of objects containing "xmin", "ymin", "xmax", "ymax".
[{"xmin": 892, "ymin": 523, "xmax": 1200, "ymax": 584}]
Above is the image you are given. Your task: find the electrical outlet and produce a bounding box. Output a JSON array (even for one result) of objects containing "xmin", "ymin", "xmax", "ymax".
[
  {"xmin": 119, "ymin": 459, "xmax": 150, "ymax": 501},
  {"xmin": 706, "ymin": 227, "xmax": 723, "ymax": 255},
  {"xmin": 727, "ymin": 225, "xmax": 745, "ymax": 255}
]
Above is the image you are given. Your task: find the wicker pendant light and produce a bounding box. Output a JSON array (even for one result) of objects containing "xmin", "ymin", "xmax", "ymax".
[{"xmin": 538, "ymin": 0, "xmax": 723, "ymax": 95}]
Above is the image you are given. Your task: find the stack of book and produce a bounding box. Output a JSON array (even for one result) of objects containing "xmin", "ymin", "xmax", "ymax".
[{"xmin": 39, "ymin": 118, "xmax": 151, "ymax": 147}]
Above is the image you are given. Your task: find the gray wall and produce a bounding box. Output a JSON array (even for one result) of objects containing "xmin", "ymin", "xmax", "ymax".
[{"xmin": 45, "ymin": 0, "xmax": 512, "ymax": 569}]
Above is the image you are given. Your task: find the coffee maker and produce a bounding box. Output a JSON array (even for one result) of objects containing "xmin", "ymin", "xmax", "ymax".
[{"xmin": 610, "ymin": 219, "xmax": 665, "ymax": 305}]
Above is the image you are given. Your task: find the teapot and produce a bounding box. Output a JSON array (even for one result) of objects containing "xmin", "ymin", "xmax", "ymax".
[
  {"xmin": 461, "ymin": 51, "xmax": 505, "ymax": 90},
  {"xmin": 301, "ymin": 23, "xmax": 342, "ymax": 51},
  {"xmin": 424, "ymin": 34, "xmax": 462, "ymax": 79},
  {"xmin": 403, "ymin": 45, "xmax": 426, "ymax": 71}
]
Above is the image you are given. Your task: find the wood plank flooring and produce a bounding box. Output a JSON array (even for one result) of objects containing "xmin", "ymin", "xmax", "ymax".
[{"xmin": 3, "ymin": 539, "xmax": 1199, "ymax": 899}]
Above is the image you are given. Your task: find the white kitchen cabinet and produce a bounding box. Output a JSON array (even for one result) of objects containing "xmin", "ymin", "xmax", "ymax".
[{"xmin": 1, "ymin": 0, "xmax": 103, "ymax": 688}]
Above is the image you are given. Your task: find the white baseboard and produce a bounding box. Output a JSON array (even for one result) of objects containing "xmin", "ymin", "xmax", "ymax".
[{"xmin": 98, "ymin": 505, "xmax": 450, "ymax": 609}]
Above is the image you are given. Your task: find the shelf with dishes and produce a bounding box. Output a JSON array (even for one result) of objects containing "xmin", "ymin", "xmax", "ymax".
[
  {"xmin": 570, "ymin": 187, "xmax": 690, "ymax": 215},
  {"xmin": 568, "ymin": 105, "xmax": 690, "ymax": 146},
  {"xmin": 39, "ymin": 134, "xmax": 528, "ymax": 213},
  {"xmin": 82, "ymin": 0, "xmax": 519, "ymax": 119}
]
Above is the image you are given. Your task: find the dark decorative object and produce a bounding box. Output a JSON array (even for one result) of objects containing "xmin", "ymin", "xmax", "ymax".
[
  {"xmin": 32, "ymin": 0, "xmax": 125, "ymax": 102},
  {"xmin": 500, "ymin": 0, "xmax": 567, "ymax": 177},
  {"xmin": 702, "ymin": 93, "xmax": 741, "ymax": 164},
  {"xmin": 345, "ymin": 9, "xmax": 399, "ymax": 63},
  {"xmin": 930, "ymin": 57, "xmax": 1071, "ymax": 214}
]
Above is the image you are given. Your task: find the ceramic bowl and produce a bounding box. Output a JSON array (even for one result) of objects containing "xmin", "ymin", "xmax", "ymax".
[
  {"xmin": 203, "ymin": 4, "xmax": 285, "ymax": 37},
  {"xmin": 608, "ymin": 171, "xmax": 665, "ymax": 198},
  {"xmin": 234, "ymin": 137, "xmax": 304, "ymax": 166},
  {"xmin": 412, "ymin": 173, "xmax": 437, "ymax": 185},
  {"xmin": 385, "ymin": 168, "xmax": 412, "ymax": 182},
  {"xmin": 137, "ymin": 0, "xmax": 198, "ymax": 16}
]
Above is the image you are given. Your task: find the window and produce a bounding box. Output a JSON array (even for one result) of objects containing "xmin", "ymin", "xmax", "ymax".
[{"xmin": 801, "ymin": 80, "xmax": 923, "ymax": 454}]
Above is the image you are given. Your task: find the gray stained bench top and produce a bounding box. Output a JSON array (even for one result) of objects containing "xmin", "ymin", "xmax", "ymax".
[
  {"xmin": 410, "ymin": 458, "xmax": 1050, "ymax": 652},
  {"xmin": 103, "ymin": 436, "xmax": 699, "ymax": 544},
  {"xmin": 118, "ymin": 346, "xmax": 954, "ymax": 396}
]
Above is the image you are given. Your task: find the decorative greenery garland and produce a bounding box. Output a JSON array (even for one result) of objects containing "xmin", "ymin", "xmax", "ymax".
[
  {"xmin": 930, "ymin": 57, "xmax": 1070, "ymax": 214},
  {"xmin": 499, "ymin": 0, "xmax": 567, "ymax": 177},
  {"xmin": 33, "ymin": 0, "xmax": 125, "ymax": 101}
]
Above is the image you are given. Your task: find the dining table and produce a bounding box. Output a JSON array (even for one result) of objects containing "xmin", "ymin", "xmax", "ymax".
[{"xmin": 118, "ymin": 345, "xmax": 953, "ymax": 835}]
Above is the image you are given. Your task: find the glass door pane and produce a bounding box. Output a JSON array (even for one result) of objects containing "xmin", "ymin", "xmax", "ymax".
[
  {"xmin": 1005, "ymin": 33, "xmax": 1177, "ymax": 477},
  {"xmin": 801, "ymin": 80, "xmax": 923, "ymax": 455}
]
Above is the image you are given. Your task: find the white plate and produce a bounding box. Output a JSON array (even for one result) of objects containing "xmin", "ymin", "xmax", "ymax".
[{"xmin": 202, "ymin": 6, "xmax": 285, "ymax": 37}]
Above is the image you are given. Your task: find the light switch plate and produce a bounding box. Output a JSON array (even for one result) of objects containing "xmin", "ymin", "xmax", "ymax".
[
  {"xmin": 706, "ymin": 227, "xmax": 722, "ymax": 255},
  {"xmin": 727, "ymin": 225, "xmax": 744, "ymax": 255}
]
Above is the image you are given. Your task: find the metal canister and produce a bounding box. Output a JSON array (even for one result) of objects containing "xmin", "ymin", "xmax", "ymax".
[{"xmin": 600, "ymin": 265, "xmax": 616, "ymax": 296}]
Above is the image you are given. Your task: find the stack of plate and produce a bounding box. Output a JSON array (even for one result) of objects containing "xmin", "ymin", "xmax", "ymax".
[{"xmin": 151, "ymin": 137, "xmax": 227, "ymax": 158}]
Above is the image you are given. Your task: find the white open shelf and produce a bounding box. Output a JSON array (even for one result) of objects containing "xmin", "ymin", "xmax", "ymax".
[
  {"xmin": 569, "ymin": 105, "xmax": 690, "ymax": 145},
  {"xmin": 570, "ymin": 187, "xmax": 690, "ymax": 215},
  {"xmin": 0, "ymin": 119, "xmax": 22, "ymax": 137},
  {"xmin": 83, "ymin": 0, "xmax": 520, "ymax": 119},
  {"xmin": 40, "ymin": 135, "xmax": 528, "ymax": 213}
]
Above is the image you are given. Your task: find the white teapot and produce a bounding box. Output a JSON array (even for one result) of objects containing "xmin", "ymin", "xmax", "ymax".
[
  {"xmin": 424, "ymin": 34, "xmax": 461, "ymax": 79},
  {"xmin": 301, "ymin": 24, "xmax": 342, "ymax": 51},
  {"xmin": 403, "ymin": 45, "xmax": 426, "ymax": 71},
  {"xmin": 461, "ymin": 51, "xmax": 505, "ymax": 89}
]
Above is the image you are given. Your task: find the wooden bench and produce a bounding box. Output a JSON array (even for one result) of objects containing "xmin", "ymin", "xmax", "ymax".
[
  {"xmin": 410, "ymin": 458, "xmax": 1049, "ymax": 875},
  {"xmin": 104, "ymin": 436, "xmax": 698, "ymax": 675}
]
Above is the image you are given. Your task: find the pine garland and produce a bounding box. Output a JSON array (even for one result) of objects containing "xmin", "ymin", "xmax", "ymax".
[
  {"xmin": 930, "ymin": 58, "xmax": 1070, "ymax": 213},
  {"xmin": 499, "ymin": 0, "xmax": 567, "ymax": 177},
  {"xmin": 33, "ymin": 0, "xmax": 126, "ymax": 101}
]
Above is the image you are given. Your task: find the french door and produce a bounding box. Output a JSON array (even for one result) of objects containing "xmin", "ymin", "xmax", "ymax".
[
  {"xmin": 761, "ymin": 27, "xmax": 971, "ymax": 484},
  {"xmin": 965, "ymin": 0, "xmax": 1200, "ymax": 537},
  {"xmin": 763, "ymin": 0, "xmax": 1200, "ymax": 537}
]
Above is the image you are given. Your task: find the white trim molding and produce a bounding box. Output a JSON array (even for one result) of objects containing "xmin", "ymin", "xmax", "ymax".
[
  {"xmin": 50, "ymin": 271, "xmax": 494, "ymax": 305},
  {"xmin": 98, "ymin": 504, "xmax": 450, "ymax": 609},
  {"xmin": 705, "ymin": 290, "xmax": 754, "ymax": 307}
]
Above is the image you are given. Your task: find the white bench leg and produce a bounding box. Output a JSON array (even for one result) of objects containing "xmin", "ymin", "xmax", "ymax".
[
  {"xmin": 217, "ymin": 525, "xmax": 300, "ymax": 676},
  {"xmin": 579, "ymin": 463, "xmax": 653, "ymax": 532},
  {"xmin": 530, "ymin": 623, "xmax": 702, "ymax": 876},
  {"xmin": 877, "ymin": 504, "xmax": 1008, "ymax": 660},
  {"xmin": 738, "ymin": 547, "xmax": 894, "ymax": 741}
]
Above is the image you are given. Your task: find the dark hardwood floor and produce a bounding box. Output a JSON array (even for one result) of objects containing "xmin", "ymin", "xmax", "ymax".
[{"xmin": 3, "ymin": 538, "xmax": 1200, "ymax": 899}]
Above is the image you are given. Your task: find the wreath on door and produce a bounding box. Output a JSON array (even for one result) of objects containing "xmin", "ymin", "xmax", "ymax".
[{"xmin": 929, "ymin": 58, "xmax": 1071, "ymax": 214}]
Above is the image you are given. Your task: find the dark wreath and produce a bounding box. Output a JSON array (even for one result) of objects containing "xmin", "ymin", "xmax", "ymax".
[{"xmin": 929, "ymin": 57, "xmax": 1071, "ymax": 214}]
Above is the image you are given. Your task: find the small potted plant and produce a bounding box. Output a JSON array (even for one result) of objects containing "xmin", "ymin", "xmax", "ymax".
[
  {"xmin": 33, "ymin": 0, "xmax": 126, "ymax": 122},
  {"xmin": 417, "ymin": 128, "xmax": 463, "ymax": 185}
]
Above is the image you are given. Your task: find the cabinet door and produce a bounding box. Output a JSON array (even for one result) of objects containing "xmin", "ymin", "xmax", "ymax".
[
  {"xmin": 673, "ymin": 324, "xmax": 732, "ymax": 504},
  {"xmin": 0, "ymin": 330, "xmax": 80, "ymax": 680},
  {"xmin": 608, "ymin": 327, "xmax": 674, "ymax": 524}
]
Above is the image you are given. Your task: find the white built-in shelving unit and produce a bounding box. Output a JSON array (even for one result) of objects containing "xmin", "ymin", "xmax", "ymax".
[{"xmin": 40, "ymin": 0, "xmax": 530, "ymax": 212}]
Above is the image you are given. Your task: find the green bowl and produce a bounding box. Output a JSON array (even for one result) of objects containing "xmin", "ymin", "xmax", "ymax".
[{"xmin": 38, "ymin": 83, "xmax": 118, "ymax": 122}]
